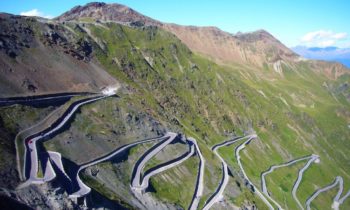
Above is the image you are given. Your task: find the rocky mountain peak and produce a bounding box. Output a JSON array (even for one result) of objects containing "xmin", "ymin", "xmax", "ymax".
[
  {"xmin": 56, "ymin": 2, "xmax": 161, "ymax": 26},
  {"xmin": 85, "ymin": 2, "xmax": 106, "ymax": 7},
  {"xmin": 234, "ymin": 29, "xmax": 284, "ymax": 48}
]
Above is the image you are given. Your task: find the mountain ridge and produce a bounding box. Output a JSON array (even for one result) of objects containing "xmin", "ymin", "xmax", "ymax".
[{"xmin": 55, "ymin": 2, "xmax": 349, "ymax": 79}]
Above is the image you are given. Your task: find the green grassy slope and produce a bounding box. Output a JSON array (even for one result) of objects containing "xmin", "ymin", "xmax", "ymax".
[
  {"xmin": 74, "ymin": 22, "xmax": 349, "ymax": 208},
  {"xmin": 47, "ymin": 21, "xmax": 350, "ymax": 209}
]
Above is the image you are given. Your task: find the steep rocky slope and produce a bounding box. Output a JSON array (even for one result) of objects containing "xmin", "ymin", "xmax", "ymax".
[
  {"xmin": 0, "ymin": 2, "xmax": 350, "ymax": 210},
  {"xmin": 0, "ymin": 13, "xmax": 117, "ymax": 97},
  {"xmin": 163, "ymin": 25, "xmax": 298, "ymax": 65}
]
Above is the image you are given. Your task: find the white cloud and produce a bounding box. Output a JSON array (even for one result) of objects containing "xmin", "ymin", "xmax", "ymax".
[
  {"xmin": 319, "ymin": 40, "xmax": 335, "ymax": 47},
  {"xmin": 301, "ymin": 30, "xmax": 332, "ymax": 42},
  {"xmin": 300, "ymin": 30, "xmax": 348, "ymax": 47},
  {"xmin": 20, "ymin": 9, "xmax": 52, "ymax": 19},
  {"xmin": 332, "ymin": 32, "xmax": 347, "ymax": 39}
]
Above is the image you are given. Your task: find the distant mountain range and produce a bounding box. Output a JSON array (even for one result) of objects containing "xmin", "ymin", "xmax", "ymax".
[{"xmin": 292, "ymin": 46, "xmax": 350, "ymax": 67}]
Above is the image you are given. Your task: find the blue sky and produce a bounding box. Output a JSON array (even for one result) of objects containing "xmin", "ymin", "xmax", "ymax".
[{"xmin": 1, "ymin": 0, "xmax": 349, "ymax": 48}]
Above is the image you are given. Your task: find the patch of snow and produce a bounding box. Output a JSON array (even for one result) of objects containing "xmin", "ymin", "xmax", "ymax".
[{"xmin": 101, "ymin": 85, "xmax": 119, "ymax": 96}]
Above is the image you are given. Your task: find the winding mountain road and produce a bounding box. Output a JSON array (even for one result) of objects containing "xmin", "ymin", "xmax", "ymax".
[
  {"xmin": 15, "ymin": 94, "xmax": 98, "ymax": 180},
  {"xmin": 305, "ymin": 176, "xmax": 341, "ymax": 210},
  {"xmin": 334, "ymin": 177, "xmax": 344, "ymax": 206},
  {"xmin": 202, "ymin": 136, "xmax": 251, "ymax": 210},
  {"xmin": 332, "ymin": 177, "xmax": 350, "ymax": 210},
  {"xmin": 235, "ymin": 134, "xmax": 275, "ymax": 210},
  {"xmin": 261, "ymin": 155, "xmax": 313, "ymax": 210},
  {"xmin": 305, "ymin": 175, "xmax": 350, "ymax": 210},
  {"xmin": 203, "ymin": 162, "xmax": 228, "ymax": 210},
  {"xmin": 69, "ymin": 134, "xmax": 169, "ymax": 198},
  {"xmin": 130, "ymin": 135, "xmax": 205, "ymax": 210},
  {"xmin": 335, "ymin": 189, "xmax": 350, "ymax": 210},
  {"xmin": 291, "ymin": 154, "xmax": 319, "ymax": 210},
  {"xmin": 25, "ymin": 95, "xmax": 109, "ymax": 184},
  {"xmin": 137, "ymin": 140, "xmax": 195, "ymax": 191},
  {"xmin": 22, "ymin": 86, "xmax": 118, "ymax": 184},
  {"xmin": 13, "ymin": 88, "xmax": 347, "ymax": 210},
  {"xmin": 0, "ymin": 92, "xmax": 92, "ymax": 106},
  {"xmin": 131, "ymin": 132, "xmax": 178, "ymax": 191},
  {"xmin": 330, "ymin": 175, "xmax": 350, "ymax": 210},
  {"xmin": 47, "ymin": 151, "xmax": 72, "ymax": 182},
  {"xmin": 188, "ymin": 137, "xmax": 205, "ymax": 210}
]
